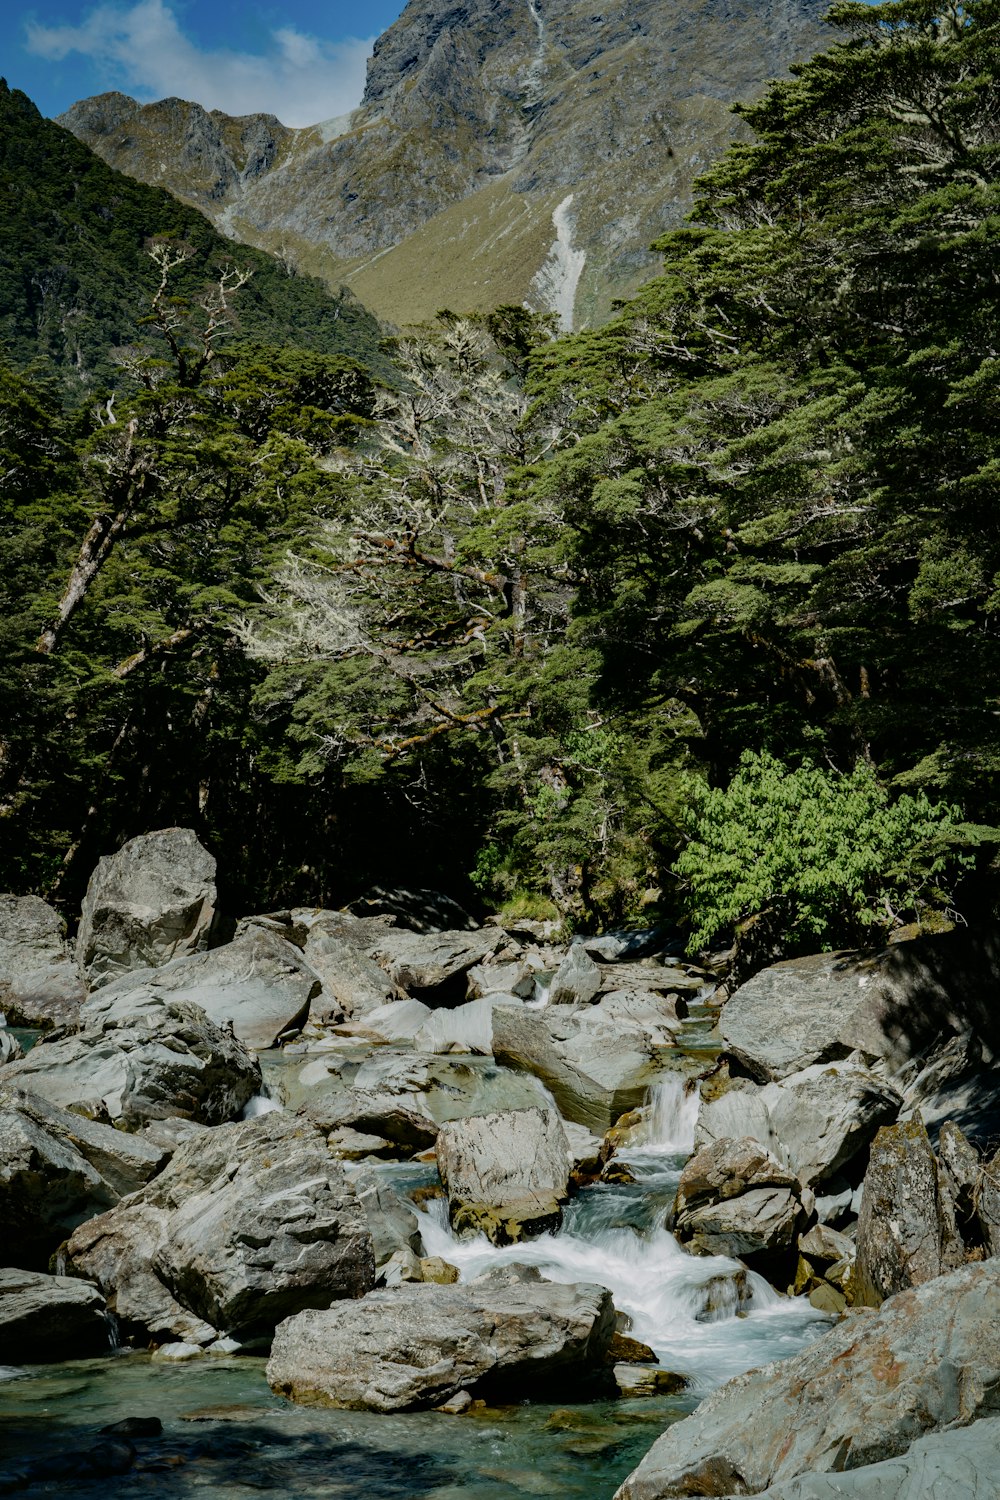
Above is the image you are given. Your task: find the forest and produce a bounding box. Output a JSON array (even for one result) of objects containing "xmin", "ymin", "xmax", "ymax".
[{"xmin": 1, "ymin": 0, "xmax": 998, "ymax": 958}]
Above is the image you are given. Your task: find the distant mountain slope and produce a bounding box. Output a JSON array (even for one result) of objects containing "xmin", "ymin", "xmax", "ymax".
[
  {"xmin": 0, "ymin": 81, "xmax": 385, "ymax": 392},
  {"xmin": 59, "ymin": 0, "xmax": 829, "ymax": 330}
]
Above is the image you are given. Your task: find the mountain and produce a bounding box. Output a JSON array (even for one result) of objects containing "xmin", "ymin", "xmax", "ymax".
[
  {"xmin": 59, "ymin": 0, "xmax": 829, "ymax": 330},
  {"xmin": 0, "ymin": 81, "xmax": 385, "ymax": 392}
]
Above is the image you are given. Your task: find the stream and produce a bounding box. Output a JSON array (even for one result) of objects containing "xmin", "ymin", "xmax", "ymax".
[{"xmin": 0, "ymin": 1025, "xmax": 829, "ymax": 1497}]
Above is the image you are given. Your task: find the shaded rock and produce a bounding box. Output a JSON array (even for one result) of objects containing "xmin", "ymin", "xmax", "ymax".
[
  {"xmin": 267, "ymin": 1272, "xmax": 615, "ymax": 1411},
  {"xmin": 0, "ymin": 1084, "xmax": 164, "ymax": 1268},
  {"xmin": 3, "ymin": 997, "xmax": 261, "ymax": 1129},
  {"xmin": 696, "ymin": 1062, "xmax": 901, "ymax": 1190},
  {"xmin": 581, "ymin": 930, "xmax": 678, "ymax": 964},
  {"xmin": 549, "ymin": 944, "xmax": 601, "ymax": 1006},
  {"xmin": 608, "ymin": 1331, "xmax": 658, "ymax": 1364},
  {"xmin": 368, "ymin": 928, "xmax": 504, "ymax": 1005},
  {"xmin": 674, "ymin": 1138, "xmax": 798, "ymax": 1222},
  {"xmin": 0, "ymin": 1268, "xmax": 110, "ymax": 1360},
  {"xmin": 719, "ymin": 1416, "xmax": 1000, "ymax": 1498},
  {"xmin": 854, "ymin": 1116, "xmax": 955, "ymax": 1307},
  {"xmin": 349, "ymin": 1166, "xmax": 423, "ymax": 1266},
  {"xmin": 935, "ymin": 1119, "xmax": 986, "ymax": 1253},
  {"xmin": 66, "ymin": 1112, "xmax": 374, "ymax": 1342},
  {"xmin": 77, "ymin": 828, "xmax": 217, "ymax": 984},
  {"xmin": 349, "ymin": 886, "xmax": 479, "ymax": 933},
  {"xmin": 614, "ymin": 1259, "xmax": 1000, "ymax": 1500},
  {"xmin": 436, "ymin": 1106, "xmax": 571, "ymax": 1244},
  {"xmin": 0, "ymin": 1027, "xmax": 23, "ymax": 1064},
  {"xmin": 677, "ymin": 1186, "xmax": 802, "ymax": 1268},
  {"xmin": 0, "ymin": 894, "xmax": 84, "ymax": 1028},
  {"xmin": 978, "ymin": 1150, "xmax": 1000, "ymax": 1258},
  {"xmin": 798, "ymin": 1223, "xmax": 854, "ymax": 1269},
  {"xmin": 87, "ymin": 926, "xmax": 320, "ymax": 1050}
]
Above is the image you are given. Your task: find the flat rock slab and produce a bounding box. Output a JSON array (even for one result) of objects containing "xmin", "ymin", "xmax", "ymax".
[
  {"xmin": 87, "ymin": 927, "xmax": 320, "ymax": 1050},
  {"xmin": 77, "ymin": 827, "xmax": 217, "ymax": 984},
  {"xmin": 267, "ymin": 1271, "xmax": 615, "ymax": 1411},
  {"xmin": 0, "ymin": 894, "xmax": 84, "ymax": 1028},
  {"xmin": 614, "ymin": 1259, "xmax": 1000, "ymax": 1499},
  {"xmin": 0, "ymin": 1268, "xmax": 110, "ymax": 1360}
]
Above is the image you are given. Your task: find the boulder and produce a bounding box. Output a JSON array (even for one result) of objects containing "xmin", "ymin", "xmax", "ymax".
[
  {"xmin": 349, "ymin": 1165, "xmax": 424, "ymax": 1266},
  {"xmin": 492, "ymin": 1006, "xmax": 669, "ymax": 1132},
  {"xmin": 719, "ymin": 933, "xmax": 1000, "ymax": 1102},
  {"xmin": 66, "ymin": 1112, "xmax": 374, "ymax": 1343},
  {"xmin": 267, "ymin": 1269, "xmax": 615, "ymax": 1411},
  {"xmin": 614, "ymin": 1260, "xmax": 1000, "ymax": 1500},
  {"xmin": 338, "ymin": 998, "xmax": 432, "ymax": 1042},
  {"xmin": 76, "ymin": 828, "xmax": 217, "ymax": 984},
  {"xmin": 0, "ymin": 894, "xmax": 84, "ymax": 1028},
  {"xmin": 301, "ymin": 928, "xmax": 395, "ymax": 1021},
  {"xmin": 0, "ymin": 1084, "xmax": 164, "ymax": 1268},
  {"xmin": 0, "ymin": 1026, "xmax": 23, "ymax": 1064},
  {"xmin": 715, "ymin": 1417, "xmax": 1000, "ymax": 1498},
  {"xmin": 980, "ymin": 1151, "xmax": 1000, "ymax": 1256},
  {"xmin": 854, "ymin": 1116, "xmax": 960, "ymax": 1307},
  {"xmin": 674, "ymin": 1138, "xmax": 799, "ymax": 1223},
  {"xmin": 3, "ymin": 997, "xmax": 261, "ymax": 1129},
  {"xmin": 86, "ymin": 926, "xmax": 321, "ymax": 1050},
  {"xmin": 696, "ymin": 1062, "xmax": 901, "ymax": 1190},
  {"xmin": 368, "ymin": 928, "xmax": 504, "ymax": 1005},
  {"xmin": 549, "ymin": 944, "xmax": 602, "ymax": 1005},
  {"xmin": 305, "ymin": 1087, "xmax": 439, "ymax": 1151},
  {"xmin": 0, "ymin": 1268, "xmax": 110, "ymax": 1360},
  {"xmin": 676, "ymin": 1186, "xmax": 803, "ymax": 1267},
  {"xmin": 436, "ymin": 1106, "xmax": 571, "ymax": 1244},
  {"xmin": 415, "ymin": 995, "xmax": 523, "ymax": 1055},
  {"xmin": 467, "ymin": 961, "xmax": 536, "ymax": 1000}
]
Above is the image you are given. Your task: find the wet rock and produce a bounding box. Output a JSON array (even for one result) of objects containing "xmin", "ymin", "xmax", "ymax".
[
  {"xmin": 674, "ymin": 1138, "xmax": 799, "ymax": 1223},
  {"xmin": 267, "ymin": 1272, "xmax": 615, "ymax": 1411},
  {"xmin": 608, "ymin": 1330, "xmax": 658, "ymax": 1364},
  {"xmin": 854, "ymin": 1116, "xmax": 957, "ymax": 1307},
  {"xmin": 101, "ymin": 1417, "xmax": 163, "ymax": 1437},
  {"xmin": 549, "ymin": 944, "xmax": 602, "ymax": 1006},
  {"xmin": 677, "ymin": 1186, "xmax": 803, "ymax": 1269},
  {"xmin": 77, "ymin": 827, "xmax": 217, "ymax": 985},
  {"xmin": 614, "ymin": 1259, "xmax": 1000, "ymax": 1500},
  {"xmin": 0, "ymin": 1084, "xmax": 164, "ymax": 1268},
  {"xmin": 3, "ymin": 997, "xmax": 261, "ymax": 1129},
  {"xmin": 66, "ymin": 1112, "xmax": 374, "ymax": 1342},
  {"xmin": 0, "ymin": 894, "xmax": 84, "ymax": 1028},
  {"xmin": 368, "ymin": 928, "xmax": 504, "ymax": 1005},
  {"xmin": 420, "ymin": 1255, "xmax": 459, "ymax": 1284},
  {"xmin": 436, "ymin": 1105, "xmax": 571, "ymax": 1244},
  {"xmin": 0, "ymin": 1268, "xmax": 110, "ymax": 1360},
  {"xmin": 696, "ymin": 1061, "xmax": 902, "ymax": 1189},
  {"xmin": 614, "ymin": 1364, "xmax": 688, "ymax": 1397},
  {"xmin": 87, "ymin": 926, "xmax": 321, "ymax": 1050}
]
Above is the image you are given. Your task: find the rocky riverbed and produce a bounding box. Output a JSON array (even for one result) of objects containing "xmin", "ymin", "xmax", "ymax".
[{"xmin": 2, "ymin": 828, "xmax": 999, "ymax": 1497}]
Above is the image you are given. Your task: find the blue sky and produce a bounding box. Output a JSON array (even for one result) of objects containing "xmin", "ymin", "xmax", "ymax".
[{"xmin": 2, "ymin": 1, "xmax": 406, "ymax": 125}]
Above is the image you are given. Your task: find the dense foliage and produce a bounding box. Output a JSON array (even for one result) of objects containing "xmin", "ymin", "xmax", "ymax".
[{"xmin": 1, "ymin": 1, "xmax": 998, "ymax": 949}]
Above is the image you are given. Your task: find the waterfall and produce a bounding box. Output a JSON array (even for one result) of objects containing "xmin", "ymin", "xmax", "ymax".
[
  {"xmin": 530, "ymin": 194, "xmax": 586, "ymax": 333},
  {"xmin": 638, "ymin": 1074, "xmax": 700, "ymax": 1155},
  {"xmin": 241, "ymin": 1090, "xmax": 282, "ymax": 1118}
]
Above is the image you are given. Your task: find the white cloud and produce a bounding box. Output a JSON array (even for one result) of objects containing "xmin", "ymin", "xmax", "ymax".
[{"xmin": 24, "ymin": 0, "xmax": 375, "ymax": 127}]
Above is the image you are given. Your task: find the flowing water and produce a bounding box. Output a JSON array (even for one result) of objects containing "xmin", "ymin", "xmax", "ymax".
[{"xmin": 0, "ymin": 1056, "xmax": 830, "ymax": 1497}]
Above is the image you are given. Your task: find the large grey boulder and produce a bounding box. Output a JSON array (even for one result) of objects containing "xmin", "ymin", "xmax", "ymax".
[
  {"xmin": 493, "ymin": 1006, "xmax": 668, "ymax": 1132},
  {"xmin": 267, "ymin": 1268, "xmax": 615, "ymax": 1411},
  {"xmin": 712, "ymin": 1417, "xmax": 1000, "ymax": 1498},
  {"xmin": 0, "ymin": 1084, "xmax": 164, "ymax": 1268},
  {"xmin": 86, "ymin": 926, "xmax": 320, "ymax": 1051},
  {"xmin": 549, "ymin": 944, "xmax": 601, "ymax": 1005},
  {"xmin": 77, "ymin": 827, "xmax": 217, "ymax": 984},
  {"xmin": 719, "ymin": 934, "xmax": 1000, "ymax": 1103},
  {"xmin": 0, "ymin": 1268, "xmax": 111, "ymax": 1360},
  {"xmin": 676, "ymin": 1186, "xmax": 802, "ymax": 1267},
  {"xmin": 303, "ymin": 1085, "xmax": 439, "ymax": 1152},
  {"xmin": 854, "ymin": 1116, "xmax": 962, "ymax": 1307},
  {"xmin": 696, "ymin": 1062, "xmax": 901, "ymax": 1190},
  {"xmin": 302, "ymin": 928, "xmax": 395, "ymax": 1021},
  {"xmin": 436, "ymin": 1105, "xmax": 571, "ymax": 1243},
  {"xmin": 674, "ymin": 1138, "xmax": 799, "ymax": 1224},
  {"xmin": 3, "ymin": 997, "xmax": 261, "ymax": 1129},
  {"xmin": 66, "ymin": 1112, "xmax": 374, "ymax": 1343},
  {"xmin": 0, "ymin": 894, "xmax": 85, "ymax": 1028},
  {"xmin": 614, "ymin": 1259, "xmax": 1000, "ymax": 1500},
  {"xmin": 368, "ymin": 928, "xmax": 504, "ymax": 1005}
]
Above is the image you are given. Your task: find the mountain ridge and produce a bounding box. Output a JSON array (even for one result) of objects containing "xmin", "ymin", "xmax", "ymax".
[{"xmin": 59, "ymin": 0, "xmax": 831, "ymax": 329}]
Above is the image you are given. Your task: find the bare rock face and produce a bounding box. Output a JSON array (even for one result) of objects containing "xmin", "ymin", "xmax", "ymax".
[
  {"xmin": 368, "ymin": 928, "xmax": 504, "ymax": 1005},
  {"xmin": 267, "ymin": 1268, "xmax": 615, "ymax": 1411},
  {"xmin": 0, "ymin": 894, "xmax": 85, "ymax": 1028},
  {"xmin": 854, "ymin": 1116, "xmax": 960, "ymax": 1307},
  {"xmin": 614, "ymin": 1259, "xmax": 1000, "ymax": 1500},
  {"xmin": 86, "ymin": 925, "xmax": 321, "ymax": 1050},
  {"xmin": 76, "ymin": 828, "xmax": 217, "ymax": 985},
  {"xmin": 66, "ymin": 1112, "xmax": 375, "ymax": 1343},
  {"xmin": 3, "ymin": 996, "xmax": 261, "ymax": 1129},
  {"xmin": 436, "ymin": 1105, "xmax": 571, "ymax": 1243},
  {"xmin": 0, "ymin": 1268, "xmax": 111, "ymax": 1361},
  {"xmin": 549, "ymin": 944, "xmax": 601, "ymax": 1005},
  {"xmin": 0, "ymin": 1084, "xmax": 164, "ymax": 1269}
]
